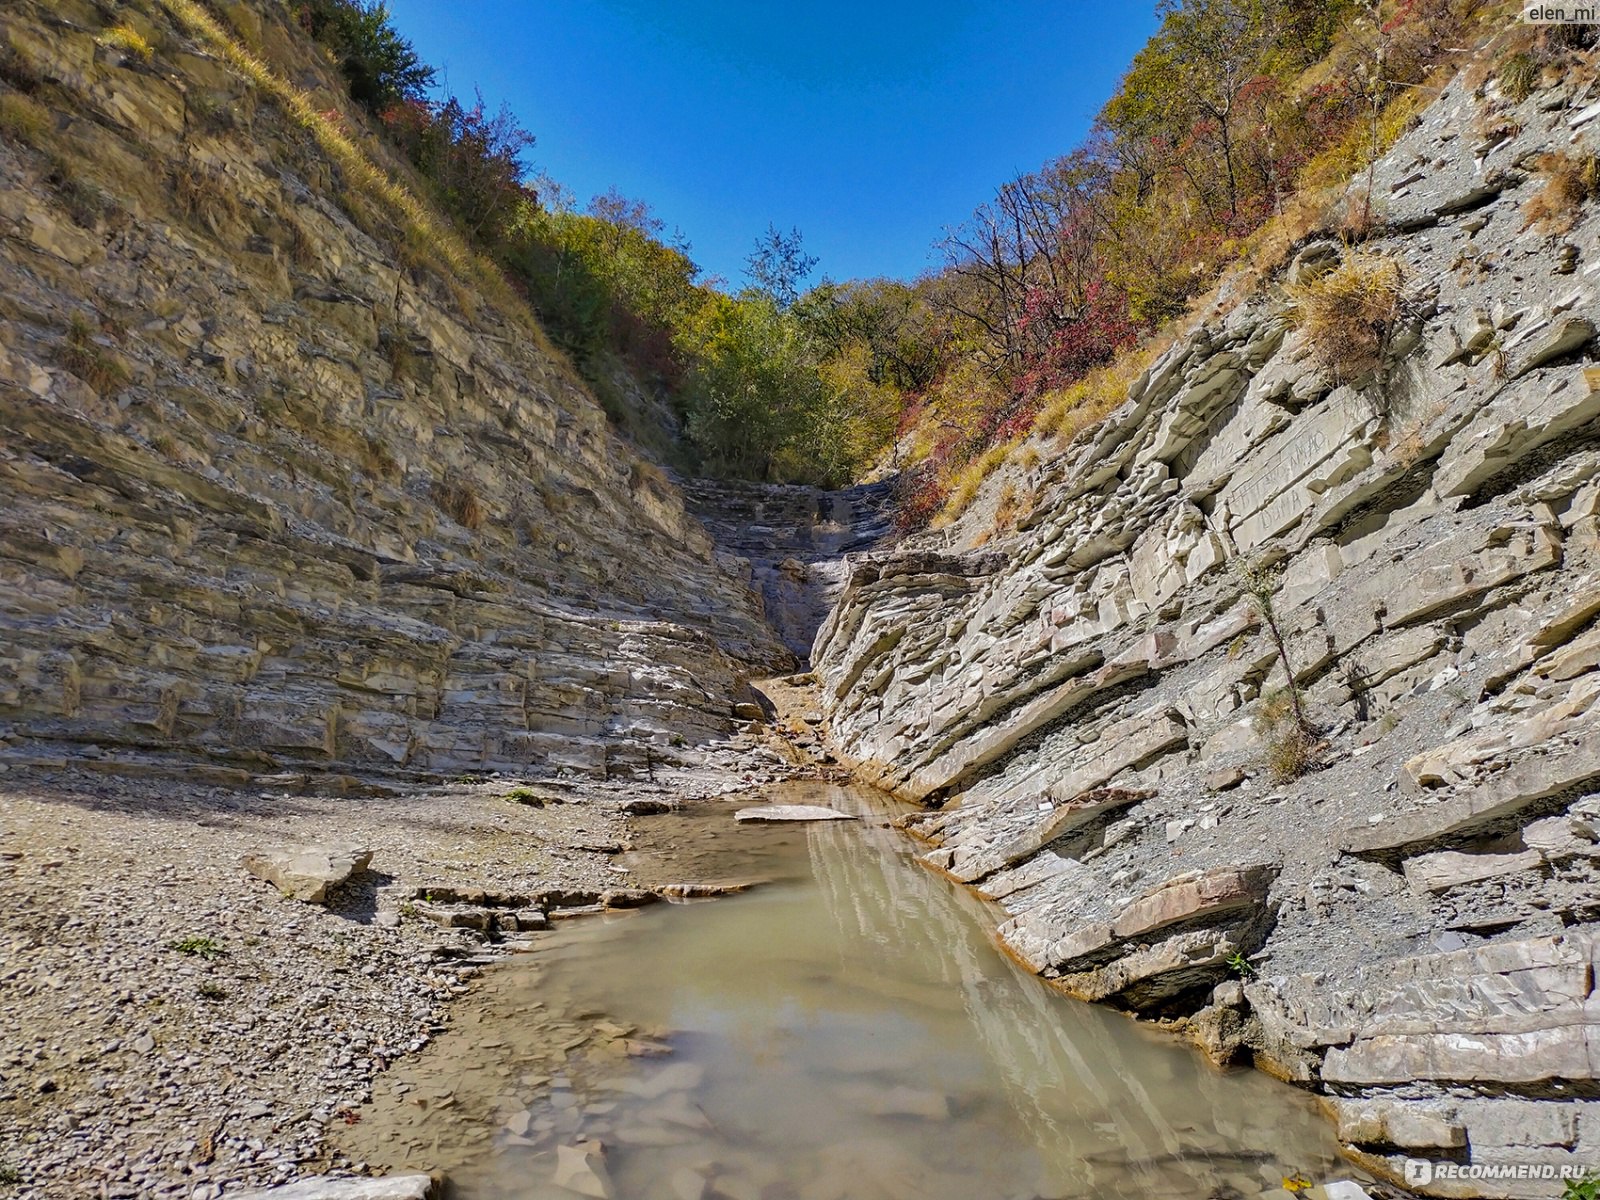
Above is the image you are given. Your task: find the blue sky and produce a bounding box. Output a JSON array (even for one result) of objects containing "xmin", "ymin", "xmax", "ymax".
[{"xmin": 383, "ymin": 1, "xmax": 1161, "ymax": 288}]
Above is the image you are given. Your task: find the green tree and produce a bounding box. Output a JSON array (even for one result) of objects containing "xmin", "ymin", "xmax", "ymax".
[
  {"xmin": 297, "ymin": 0, "xmax": 434, "ymax": 111},
  {"xmin": 676, "ymin": 292, "xmax": 823, "ymax": 480}
]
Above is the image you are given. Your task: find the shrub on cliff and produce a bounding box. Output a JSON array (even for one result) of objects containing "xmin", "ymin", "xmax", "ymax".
[
  {"xmin": 1288, "ymin": 252, "xmax": 1404, "ymax": 388},
  {"xmin": 1524, "ymin": 150, "xmax": 1600, "ymax": 237},
  {"xmin": 296, "ymin": 0, "xmax": 433, "ymax": 111}
]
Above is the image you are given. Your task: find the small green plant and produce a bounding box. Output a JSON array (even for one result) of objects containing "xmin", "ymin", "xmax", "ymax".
[
  {"xmin": 168, "ymin": 935, "xmax": 226, "ymax": 959},
  {"xmin": 99, "ymin": 25, "xmax": 155, "ymax": 63},
  {"xmin": 397, "ymin": 901, "xmax": 417, "ymax": 919},
  {"xmin": 197, "ymin": 982, "xmax": 229, "ymax": 1001},
  {"xmin": 59, "ymin": 313, "xmax": 130, "ymax": 395},
  {"xmin": 0, "ymin": 1162, "xmax": 21, "ymax": 1186},
  {"xmin": 1226, "ymin": 951, "xmax": 1256, "ymax": 978},
  {"xmin": 504, "ymin": 786, "xmax": 546, "ymax": 807},
  {"xmin": 1562, "ymin": 1173, "xmax": 1600, "ymax": 1200}
]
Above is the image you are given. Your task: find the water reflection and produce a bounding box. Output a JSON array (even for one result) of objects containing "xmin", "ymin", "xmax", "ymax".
[{"xmin": 362, "ymin": 783, "xmax": 1344, "ymax": 1200}]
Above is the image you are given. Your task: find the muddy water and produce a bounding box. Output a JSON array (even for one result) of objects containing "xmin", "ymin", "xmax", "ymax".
[{"xmin": 350, "ymin": 783, "xmax": 1349, "ymax": 1200}]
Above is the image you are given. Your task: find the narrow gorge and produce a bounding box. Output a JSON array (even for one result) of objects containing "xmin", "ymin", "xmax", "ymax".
[{"xmin": 2, "ymin": 2, "xmax": 1600, "ymax": 1199}]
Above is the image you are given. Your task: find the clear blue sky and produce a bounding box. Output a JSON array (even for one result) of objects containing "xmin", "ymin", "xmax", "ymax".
[{"xmin": 383, "ymin": 1, "xmax": 1161, "ymax": 288}]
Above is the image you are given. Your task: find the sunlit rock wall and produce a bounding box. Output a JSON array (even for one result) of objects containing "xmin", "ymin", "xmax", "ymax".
[
  {"xmin": 817, "ymin": 67, "xmax": 1600, "ymax": 1196},
  {"xmin": 0, "ymin": 0, "xmax": 787, "ymax": 784}
]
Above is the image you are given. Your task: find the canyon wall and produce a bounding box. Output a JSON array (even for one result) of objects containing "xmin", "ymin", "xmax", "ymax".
[
  {"xmin": 0, "ymin": 0, "xmax": 788, "ymax": 787},
  {"xmin": 816, "ymin": 66, "xmax": 1600, "ymax": 1194}
]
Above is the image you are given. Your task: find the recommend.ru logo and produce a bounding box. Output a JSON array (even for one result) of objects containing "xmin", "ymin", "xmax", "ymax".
[{"xmin": 1405, "ymin": 1160, "xmax": 1593, "ymax": 1185}]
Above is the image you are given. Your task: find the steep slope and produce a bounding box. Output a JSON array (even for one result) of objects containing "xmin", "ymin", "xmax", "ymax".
[
  {"xmin": 0, "ymin": 0, "xmax": 789, "ymax": 784},
  {"xmin": 816, "ymin": 60, "xmax": 1600, "ymax": 1193}
]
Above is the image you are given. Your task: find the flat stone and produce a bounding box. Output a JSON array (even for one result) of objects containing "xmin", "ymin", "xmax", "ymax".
[
  {"xmin": 240, "ymin": 844, "xmax": 372, "ymax": 904},
  {"xmin": 1401, "ymin": 849, "xmax": 1541, "ymax": 893},
  {"xmin": 1059, "ymin": 928, "xmax": 1240, "ymax": 1007},
  {"xmin": 553, "ymin": 1141, "xmax": 613, "ymax": 1199},
  {"xmin": 1333, "ymin": 1099, "xmax": 1465, "ymax": 1149},
  {"xmin": 656, "ymin": 881, "xmax": 758, "ymax": 899},
  {"xmin": 1344, "ymin": 739, "xmax": 1600, "ymax": 857},
  {"xmin": 1508, "ymin": 315, "xmax": 1595, "ymax": 379},
  {"xmin": 1206, "ymin": 766, "xmax": 1247, "ymax": 791},
  {"xmin": 733, "ymin": 805, "xmax": 857, "ymax": 823},
  {"xmin": 1111, "ymin": 865, "xmax": 1278, "ymax": 941}
]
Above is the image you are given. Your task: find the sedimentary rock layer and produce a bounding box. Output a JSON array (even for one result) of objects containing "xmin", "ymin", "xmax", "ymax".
[
  {"xmin": 816, "ymin": 66, "xmax": 1600, "ymax": 1196},
  {"xmin": 0, "ymin": 0, "xmax": 788, "ymax": 782}
]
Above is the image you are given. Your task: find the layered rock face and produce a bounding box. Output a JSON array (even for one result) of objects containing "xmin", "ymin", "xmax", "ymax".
[
  {"xmin": 816, "ymin": 72, "xmax": 1600, "ymax": 1192},
  {"xmin": 684, "ymin": 478, "xmax": 895, "ymax": 660},
  {"xmin": 0, "ymin": 1, "xmax": 790, "ymax": 783}
]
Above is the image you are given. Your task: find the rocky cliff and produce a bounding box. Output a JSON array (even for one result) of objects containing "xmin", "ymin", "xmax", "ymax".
[
  {"xmin": 684, "ymin": 477, "xmax": 895, "ymax": 660},
  {"xmin": 815, "ymin": 65, "xmax": 1600, "ymax": 1194},
  {"xmin": 0, "ymin": 0, "xmax": 790, "ymax": 786}
]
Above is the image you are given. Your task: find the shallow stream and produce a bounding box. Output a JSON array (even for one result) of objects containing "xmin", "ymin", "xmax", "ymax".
[{"xmin": 347, "ymin": 782, "xmax": 1348, "ymax": 1199}]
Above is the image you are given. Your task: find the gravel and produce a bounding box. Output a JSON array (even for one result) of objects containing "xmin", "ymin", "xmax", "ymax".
[{"xmin": 0, "ymin": 731, "xmax": 808, "ymax": 1198}]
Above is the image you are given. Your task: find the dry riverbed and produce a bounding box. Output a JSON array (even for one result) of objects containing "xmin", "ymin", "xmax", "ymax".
[{"xmin": 0, "ymin": 723, "xmax": 823, "ymax": 1199}]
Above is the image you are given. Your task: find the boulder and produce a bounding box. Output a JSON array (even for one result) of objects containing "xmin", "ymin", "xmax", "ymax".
[{"xmin": 240, "ymin": 844, "xmax": 372, "ymax": 904}]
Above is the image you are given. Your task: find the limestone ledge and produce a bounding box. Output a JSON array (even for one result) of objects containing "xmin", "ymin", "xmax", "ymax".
[{"xmin": 816, "ymin": 65, "xmax": 1600, "ymax": 1197}]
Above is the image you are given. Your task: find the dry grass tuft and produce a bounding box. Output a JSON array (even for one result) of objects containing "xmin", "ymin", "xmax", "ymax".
[
  {"xmin": 992, "ymin": 481, "xmax": 1031, "ymax": 534},
  {"xmin": 0, "ymin": 39, "xmax": 43, "ymax": 93},
  {"xmin": 935, "ymin": 438, "xmax": 1017, "ymax": 528},
  {"xmin": 628, "ymin": 458, "xmax": 668, "ymax": 492},
  {"xmin": 1288, "ymin": 252, "xmax": 1405, "ymax": 387},
  {"xmin": 47, "ymin": 159, "xmax": 114, "ymax": 229},
  {"xmin": 1498, "ymin": 51, "xmax": 1539, "ymax": 102},
  {"xmin": 99, "ymin": 25, "xmax": 156, "ymax": 62},
  {"xmin": 172, "ymin": 159, "xmax": 241, "ymax": 234},
  {"xmin": 1256, "ymin": 689, "xmax": 1320, "ymax": 783},
  {"xmin": 362, "ymin": 435, "xmax": 400, "ymax": 481},
  {"xmin": 0, "ymin": 92, "xmax": 50, "ymax": 147},
  {"xmin": 1036, "ymin": 336, "xmax": 1170, "ymax": 445},
  {"xmin": 431, "ymin": 475, "xmax": 484, "ymax": 530},
  {"xmin": 1264, "ymin": 719, "xmax": 1320, "ymax": 783},
  {"xmin": 380, "ymin": 326, "xmax": 418, "ymax": 382},
  {"xmin": 1524, "ymin": 151, "xmax": 1600, "ymax": 236},
  {"xmin": 59, "ymin": 312, "xmax": 131, "ymax": 394}
]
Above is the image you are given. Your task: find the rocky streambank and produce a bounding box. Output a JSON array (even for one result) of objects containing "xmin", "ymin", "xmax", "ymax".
[
  {"xmin": 812, "ymin": 64, "xmax": 1600, "ymax": 1197},
  {"xmin": 0, "ymin": 726, "xmax": 815, "ymax": 1199}
]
